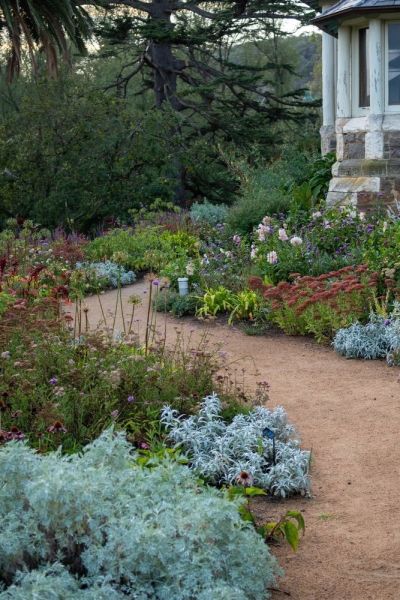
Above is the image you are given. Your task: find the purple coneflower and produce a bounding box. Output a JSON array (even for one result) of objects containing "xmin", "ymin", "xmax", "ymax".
[
  {"xmin": 236, "ymin": 471, "xmax": 254, "ymax": 487},
  {"xmin": 47, "ymin": 421, "xmax": 67, "ymax": 434}
]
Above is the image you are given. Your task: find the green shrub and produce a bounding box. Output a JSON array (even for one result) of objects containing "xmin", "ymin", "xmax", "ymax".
[
  {"xmin": 227, "ymin": 151, "xmax": 334, "ymax": 235},
  {"xmin": 197, "ymin": 286, "xmax": 264, "ymax": 323},
  {"xmin": 0, "ymin": 431, "xmax": 280, "ymax": 598},
  {"xmin": 363, "ymin": 220, "xmax": 400, "ymax": 282},
  {"xmin": 85, "ymin": 227, "xmax": 199, "ymax": 273},
  {"xmin": 154, "ymin": 289, "xmax": 199, "ymax": 317},
  {"xmin": 227, "ymin": 169, "xmax": 291, "ymax": 235},
  {"xmin": 0, "ymin": 79, "xmax": 178, "ymax": 232}
]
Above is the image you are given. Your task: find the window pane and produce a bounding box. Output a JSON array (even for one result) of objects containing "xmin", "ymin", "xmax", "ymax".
[
  {"xmin": 388, "ymin": 24, "xmax": 400, "ymax": 105},
  {"xmin": 359, "ymin": 28, "xmax": 370, "ymax": 108}
]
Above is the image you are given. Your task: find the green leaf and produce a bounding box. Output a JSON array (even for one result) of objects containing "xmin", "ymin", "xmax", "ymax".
[
  {"xmin": 283, "ymin": 521, "xmax": 299, "ymax": 552},
  {"xmin": 244, "ymin": 486, "xmax": 267, "ymax": 497},
  {"xmin": 285, "ymin": 510, "xmax": 305, "ymax": 532},
  {"xmin": 238, "ymin": 504, "xmax": 255, "ymax": 524}
]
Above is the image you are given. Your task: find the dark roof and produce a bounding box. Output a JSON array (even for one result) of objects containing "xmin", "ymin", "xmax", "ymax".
[{"xmin": 313, "ymin": 0, "xmax": 400, "ymax": 34}]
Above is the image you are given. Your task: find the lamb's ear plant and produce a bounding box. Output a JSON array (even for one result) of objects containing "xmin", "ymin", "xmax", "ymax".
[
  {"xmin": 333, "ymin": 304, "xmax": 400, "ymax": 364},
  {"xmin": 161, "ymin": 393, "xmax": 310, "ymax": 497}
]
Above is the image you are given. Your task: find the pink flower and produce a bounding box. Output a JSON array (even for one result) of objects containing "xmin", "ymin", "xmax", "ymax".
[
  {"xmin": 266, "ymin": 251, "xmax": 278, "ymax": 264},
  {"xmin": 232, "ymin": 235, "xmax": 241, "ymax": 245},
  {"xmin": 278, "ymin": 228, "xmax": 288, "ymax": 242}
]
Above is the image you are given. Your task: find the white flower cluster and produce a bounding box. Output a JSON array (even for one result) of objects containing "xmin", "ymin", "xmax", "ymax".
[
  {"xmin": 253, "ymin": 217, "xmax": 303, "ymax": 266},
  {"xmin": 162, "ymin": 394, "xmax": 310, "ymax": 497}
]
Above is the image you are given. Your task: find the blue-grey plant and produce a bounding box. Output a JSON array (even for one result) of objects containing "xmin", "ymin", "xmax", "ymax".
[
  {"xmin": 0, "ymin": 430, "xmax": 279, "ymax": 599},
  {"xmin": 190, "ymin": 201, "xmax": 229, "ymax": 225},
  {"xmin": 161, "ymin": 394, "xmax": 310, "ymax": 497},
  {"xmin": 333, "ymin": 306, "xmax": 400, "ymax": 364},
  {"xmin": 75, "ymin": 261, "xmax": 136, "ymax": 289}
]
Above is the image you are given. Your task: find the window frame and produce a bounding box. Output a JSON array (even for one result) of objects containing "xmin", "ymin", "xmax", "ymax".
[
  {"xmin": 385, "ymin": 21, "xmax": 400, "ymax": 112},
  {"xmin": 351, "ymin": 26, "xmax": 371, "ymax": 117}
]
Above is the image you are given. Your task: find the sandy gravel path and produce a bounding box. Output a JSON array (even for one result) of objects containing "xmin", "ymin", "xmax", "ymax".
[{"xmin": 75, "ymin": 281, "xmax": 400, "ymax": 600}]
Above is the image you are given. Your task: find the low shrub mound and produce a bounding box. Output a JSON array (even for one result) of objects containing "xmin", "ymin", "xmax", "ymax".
[
  {"xmin": 189, "ymin": 201, "xmax": 229, "ymax": 225},
  {"xmin": 0, "ymin": 430, "xmax": 279, "ymax": 600},
  {"xmin": 85, "ymin": 227, "xmax": 198, "ymax": 273},
  {"xmin": 162, "ymin": 394, "xmax": 310, "ymax": 497},
  {"xmin": 333, "ymin": 306, "xmax": 400, "ymax": 365},
  {"xmin": 75, "ymin": 261, "xmax": 136, "ymax": 291}
]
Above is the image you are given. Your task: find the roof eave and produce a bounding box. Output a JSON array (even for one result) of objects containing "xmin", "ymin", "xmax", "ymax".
[{"xmin": 312, "ymin": 5, "xmax": 400, "ymax": 34}]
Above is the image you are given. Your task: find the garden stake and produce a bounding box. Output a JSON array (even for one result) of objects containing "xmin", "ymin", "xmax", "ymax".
[
  {"xmin": 128, "ymin": 305, "xmax": 135, "ymax": 335},
  {"xmin": 117, "ymin": 275, "xmax": 126, "ymax": 334},
  {"xmin": 111, "ymin": 288, "xmax": 118, "ymax": 335},
  {"xmin": 145, "ymin": 280, "xmax": 153, "ymax": 355},
  {"xmin": 263, "ymin": 426, "xmax": 276, "ymax": 465},
  {"xmin": 97, "ymin": 293, "xmax": 108, "ymax": 330}
]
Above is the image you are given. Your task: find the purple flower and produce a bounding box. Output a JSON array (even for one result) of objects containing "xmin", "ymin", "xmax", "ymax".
[
  {"xmin": 152, "ymin": 279, "xmax": 160, "ymax": 286},
  {"xmin": 111, "ymin": 409, "xmax": 119, "ymax": 419},
  {"xmin": 127, "ymin": 395, "xmax": 135, "ymax": 403},
  {"xmin": 49, "ymin": 377, "xmax": 58, "ymax": 385},
  {"xmin": 140, "ymin": 442, "xmax": 150, "ymax": 449},
  {"xmin": 6, "ymin": 427, "xmax": 25, "ymax": 441},
  {"xmin": 384, "ymin": 319, "xmax": 391, "ymax": 326}
]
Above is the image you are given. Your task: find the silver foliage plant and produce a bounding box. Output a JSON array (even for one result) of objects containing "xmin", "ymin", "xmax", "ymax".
[
  {"xmin": 333, "ymin": 306, "xmax": 400, "ymax": 365},
  {"xmin": 161, "ymin": 394, "xmax": 310, "ymax": 497},
  {"xmin": 75, "ymin": 260, "xmax": 136, "ymax": 288},
  {"xmin": 0, "ymin": 430, "xmax": 279, "ymax": 600}
]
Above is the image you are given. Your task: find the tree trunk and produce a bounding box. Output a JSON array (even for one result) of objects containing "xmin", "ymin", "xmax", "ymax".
[{"xmin": 148, "ymin": 0, "xmax": 184, "ymax": 111}]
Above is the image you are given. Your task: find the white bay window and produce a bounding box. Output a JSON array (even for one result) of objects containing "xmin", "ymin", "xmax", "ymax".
[{"xmin": 387, "ymin": 23, "xmax": 400, "ymax": 108}]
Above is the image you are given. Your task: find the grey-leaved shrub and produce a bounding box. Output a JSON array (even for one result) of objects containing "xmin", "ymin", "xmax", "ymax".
[
  {"xmin": 0, "ymin": 430, "xmax": 279, "ymax": 599},
  {"xmin": 190, "ymin": 201, "xmax": 228, "ymax": 225},
  {"xmin": 333, "ymin": 308, "xmax": 400, "ymax": 364},
  {"xmin": 161, "ymin": 394, "xmax": 310, "ymax": 497},
  {"xmin": 75, "ymin": 261, "xmax": 136, "ymax": 289}
]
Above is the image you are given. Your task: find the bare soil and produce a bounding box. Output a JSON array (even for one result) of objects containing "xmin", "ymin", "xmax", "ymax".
[{"xmin": 72, "ymin": 281, "xmax": 400, "ymax": 600}]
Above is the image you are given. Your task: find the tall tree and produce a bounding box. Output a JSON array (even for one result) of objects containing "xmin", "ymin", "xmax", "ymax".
[{"xmin": 95, "ymin": 0, "xmax": 317, "ymax": 145}]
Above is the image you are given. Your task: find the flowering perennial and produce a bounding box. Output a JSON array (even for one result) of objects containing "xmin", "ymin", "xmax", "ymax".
[{"xmin": 249, "ymin": 265, "xmax": 377, "ymax": 341}]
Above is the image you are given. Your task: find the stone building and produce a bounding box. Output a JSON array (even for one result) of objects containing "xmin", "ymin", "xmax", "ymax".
[{"xmin": 312, "ymin": 0, "xmax": 400, "ymax": 209}]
